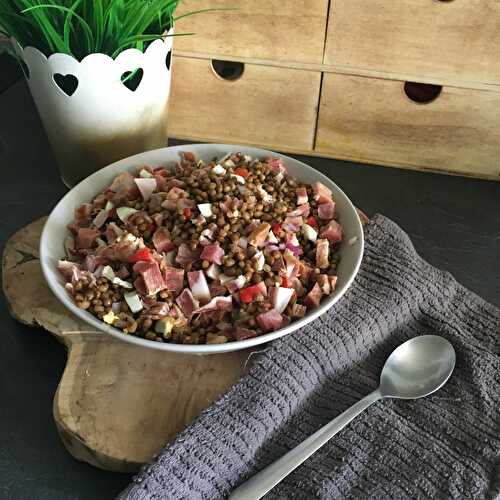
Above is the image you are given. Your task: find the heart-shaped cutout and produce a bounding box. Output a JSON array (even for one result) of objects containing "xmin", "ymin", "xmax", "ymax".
[
  {"xmin": 121, "ymin": 68, "xmax": 144, "ymax": 92},
  {"xmin": 54, "ymin": 73, "xmax": 78, "ymax": 96}
]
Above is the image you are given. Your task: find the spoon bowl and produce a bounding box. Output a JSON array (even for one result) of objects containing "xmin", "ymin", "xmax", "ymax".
[{"xmin": 379, "ymin": 335, "xmax": 456, "ymax": 399}]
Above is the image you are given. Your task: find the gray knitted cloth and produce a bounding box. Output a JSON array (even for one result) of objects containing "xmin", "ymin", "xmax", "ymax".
[{"xmin": 119, "ymin": 215, "xmax": 499, "ymax": 500}]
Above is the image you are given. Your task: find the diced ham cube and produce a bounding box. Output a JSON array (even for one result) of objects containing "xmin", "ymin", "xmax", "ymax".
[
  {"xmin": 282, "ymin": 216, "xmax": 303, "ymax": 232},
  {"xmin": 316, "ymin": 274, "xmax": 331, "ymax": 295},
  {"xmin": 284, "ymin": 251, "xmax": 301, "ymax": 278},
  {"xmin": 266, "ymin": 157, "xmax": 287, "ymax": 174},
  {"xmin": 208, "ymin": 282, "xmax": 227, "ymax": 297},
  {"xmin": 296, "ymin": 187, "xmax": 308, "ymax": 205},
  {"xmin": 110, "ymin": 171, "xmax": 135, "ymax": 192},
  {"xmin": 314, "ymin": 182, "xmax": 333, "ymax": 204},
  {"xmin": 329, "ymin": 275, "xmax": 338, "ymax": 291},
  {"xmin": 316, "ymin": 239, "xmax": 330, "ymax": 269},
  {"xmin": 257, "ymin": 309, "xmax": 285, "ymax": 332},
  {"xmin": 76, "ymin": 228, "xmax": 99, "ymax": 249},
  {"xmin": 188, "ymin": 270, "xmax": 211, "ymax": 304},
  {"xmin": 200, "ymin": 243, "xmax": 225, "ymax": 265},
  {"xmin": 57, "ymin": 260, "xmax": 82, "ymax": 282},
  {"xmin": 176, "ymin": 288, "xmax": 199, "ymax": 317},
  {"xmin": 151, "ymin": 212, "xmax": 164, "ymax": 227},
  {"xmin": 291, "ymin": 277, "xmax": 306, "ymax": 297},
  {"xmin": 234, "ymin": 327, "xmax": 258, "ymax": 341},
  {"xmin": 320, "ymin": 220, "xmax": 343, "ymax": 243},
  {"xmin": 152, "ymin": 227, "xmax": 174, "ymax": 253},
  {"xmin": 298, "ymin": 261, "xmax": 314, "ymax": 280},
  {"xmin": 288, "ymin": 203, "xmax": 310, "ymax": 218},
  {"xmin": 193, "ymin": 296, "xmax": 233, "ymax": 314},
  {"xmin": 74, "ymin": 203, "xmax": 93, "ymax": 227},
  {"xmin": 105, "ymin": 222, "xmax": 123, "ymax": 243},
  {"xmin": 133, "ymin": 261, "xmax": 166, "ymax": 295},
  {"xmin": 163, "ymin": 266, "xmax": 184, "ymax": 293},
  {"xmin": 303, "ymin": 283, "xmax": 322, "ymax": 309},
  {"xmin": 248, "ymin": 223, "xmax": 271, "ymax": 247},
  {"xmin": 318, "ymin": 201, "xmax": 335, "ymax": 220},
  {"xmin": 175, "ymin": 243, "xmax": 201, "ymax": 266},
  {"xmin": 133, "ymin": 276, "xmax": 148, "ymax": 296},
  {"xmin": 291, "ymin": 303, "xmax": 307, "ymax": 319}
]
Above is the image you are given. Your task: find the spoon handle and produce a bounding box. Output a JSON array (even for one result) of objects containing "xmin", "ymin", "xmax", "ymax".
[{"xmin": 229, "ymin": 389, "xmax": 382, "ymax": 500}]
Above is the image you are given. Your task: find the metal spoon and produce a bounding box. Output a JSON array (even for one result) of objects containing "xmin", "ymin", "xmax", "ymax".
[{"xmin": 230, "ymin": 335, "xmax": 456, "ymax": 500}]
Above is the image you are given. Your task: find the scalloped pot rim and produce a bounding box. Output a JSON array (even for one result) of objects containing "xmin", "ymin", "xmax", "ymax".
[{"xmin": 10, "ymin": 29, "xmax": 173, "ymax": 67}]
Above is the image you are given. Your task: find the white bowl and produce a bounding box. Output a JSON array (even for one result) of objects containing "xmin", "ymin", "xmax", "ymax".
[{"xmin": 40, "ymin": 144, "xmax": 364, "ymax": 354}]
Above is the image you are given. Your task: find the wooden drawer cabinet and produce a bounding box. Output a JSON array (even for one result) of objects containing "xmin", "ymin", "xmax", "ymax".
[
  {"xmin": 174, "ymin": 0, "xmax": 329, "ymax": 64},
  {"xmin": 325, "ymin": 0, "xmax": 500, "ymax": 86},
  {"xmin": 168, "ymin": 57, "xmax": 321, "ymax": 151},
  {"xmin": 316, "ymin": 73, "xmax": 500, "ymax": 179}
]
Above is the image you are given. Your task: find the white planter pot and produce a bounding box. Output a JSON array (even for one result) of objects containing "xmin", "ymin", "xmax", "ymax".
[{"xmin": 12, "ymin": 34, "xmax": 173, "ymax": 187}]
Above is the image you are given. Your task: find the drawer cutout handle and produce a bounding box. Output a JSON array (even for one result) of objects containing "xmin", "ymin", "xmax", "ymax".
[
  {"xmin": 404, "ymin": 82, "xmax": 442, "ymax": 104},
  {"xmin": 211, "ymin": 59, "xmax": 245, "ymax": 81}
]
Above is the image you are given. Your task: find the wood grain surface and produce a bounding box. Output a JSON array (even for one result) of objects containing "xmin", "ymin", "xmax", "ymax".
[
  {"xmin": 174, "ymin": 0, "xmax": 329, "ymax": 64},
  {"xmin": 325, "ymin": 0, "xmax": 500, "ymax": 86},
  {"xmin": 168, "ymin": 56, "xmax": 321, "ymax": 151},
  {"xmin": 2, "ymin": 218, "xmax": 252, "ymax": 472},
  {"xmin": 315, "ymin": 73, "xmax": 500, "ymax": 180}
]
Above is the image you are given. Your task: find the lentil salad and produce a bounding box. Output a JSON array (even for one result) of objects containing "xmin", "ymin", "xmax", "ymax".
[{"xmin": 58, "ymin": 152, "xmax": 343, "ymax": 344}]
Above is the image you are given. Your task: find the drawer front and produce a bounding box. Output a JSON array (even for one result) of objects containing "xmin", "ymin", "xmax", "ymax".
[
  {"xmin": 325, "ymin": 0, "xmax": 500, "ymax": 85},
  {"xmin": 316, "ymin": 73, "xmax": 500, "ymax": 178},
  {"xmin": 168, "ymin": 57, "xmax": 321, "ymax": 151},
  {"xmin": 174, "ymin": 0, "xmax": 329, "ymax": 64}
]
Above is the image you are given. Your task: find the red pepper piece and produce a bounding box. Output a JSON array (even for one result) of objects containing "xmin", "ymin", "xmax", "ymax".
[
  {"xmin": 281, "ymin": 276, "xmax": 293, "ymax": 288},
  {"xmin": 128, "ymin": 247, "xmax": 152, "ymax": 263},
  {"xmin": 307, "ymin": 216, "xmax": 319, "ymax": 230},
  {"xmin": 271, "ymin": 222, "xmax": 281, "ymax": 235},
  {"xmin": 183, "ymin": 207, "xmax": 192, "ymax": 218},
  {"xmin": 239, "ymin": 284, "xmax": 262, "ymax": 303},
  {"xmin": 234, "ymin": 167, "xmax": 250, "ymax": 178}
]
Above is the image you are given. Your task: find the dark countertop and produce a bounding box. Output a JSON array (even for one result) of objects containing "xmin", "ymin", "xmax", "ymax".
[{"xmin": 0, "ymin": 55, "xmax": 498, "ymax": 500}]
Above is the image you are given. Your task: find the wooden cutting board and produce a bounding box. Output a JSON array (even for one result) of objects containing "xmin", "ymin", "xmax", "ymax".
[
  {"xmin": 2, "ymin": 218, "xmax": 254, "ymax": 472},
  {"xmin": 3, "ymin": 212, "xmax": 368, "ymax": 473}
]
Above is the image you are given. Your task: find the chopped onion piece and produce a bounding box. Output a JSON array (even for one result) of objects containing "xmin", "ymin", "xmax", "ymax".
[
  {"xmin": 206, "ymin": 263, "xmax": 221, "ymax": 280},
  {"xmin": 113, "ymin": 277, "xmax": 133, "ymax": 289},
  {"xmin": 302, "ymin": 223, "xmax": 318, "ymax": 242},
  {"xmin": 230, "ymin": 173, "xmax": 246, "ymax": 184},
  {"xmin": 92, "ymin": 209, "xmax": 109, "ymax": 228},
  {"xmin": 243, "ymin": 155, "xmax": 252, "ymax": 163},
  {"xmin": 224, "ymin": 159, "xmax": 235, "ymax": 168},
  {"xmin": 105, "ymin": 201, "xmax": 114, "ymax": 210},
  {"xmin": 116, "ymin": 206, "xmax": 138, "ymax": 222},
  {"xmin": 267, "ymin": 231, "xmax": 278, "ymax": 244},
  {"xmin": 212, "ymin": 164, "xmax": 226, "ymax": 175},
  {"xmin": 124, "ymin": 291, "xmax": 143, "ymax": 313},
  {"xmin": 238, "ymin": 237, "xmax": 248, "ymax": 249},
  {"xmin": 96, "ymin": 237, "xmax": 106, "ymax": 247},
  {"xmin": 134, "ymin": 178, "xmax": 157, "ymax": 201},
  {"xmin": 101, "ymin": 265, "xmax": 115, "ymax": 281},
  {"xmin": 197, "ymin": 203, "xmax": 213, "ymax": 218},
  {"xmin": 252, "ymin": 251, "xmax": 265, "ymax": 271},
  {"xmin": 275, "ymin": 172, "xmax": 284, "ymax": 183},
  {"xmin": 270, "ymin": 287, "xmax": 294, "ymax": 313}
]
